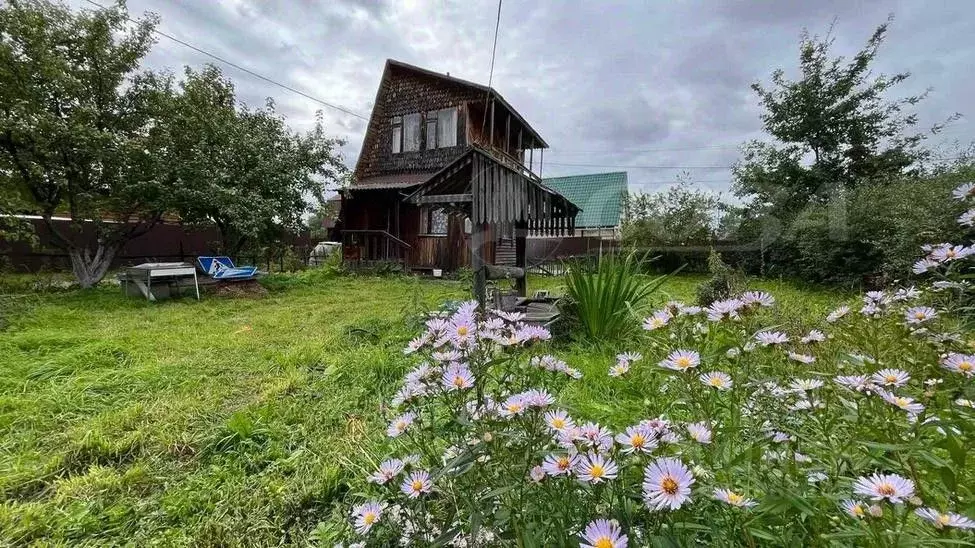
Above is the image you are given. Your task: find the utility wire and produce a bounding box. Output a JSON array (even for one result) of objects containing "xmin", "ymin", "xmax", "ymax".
[
  {"xmin": 487, "ymin": 0, "xmax": 502, "ymax": 89},
  {"xmin": 82, "ymin": 0, "xmax": 368, "ymax": 120}
]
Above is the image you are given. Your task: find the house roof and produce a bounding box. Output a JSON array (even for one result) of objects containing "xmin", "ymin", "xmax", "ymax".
[
  {"xmin": 385, "ymin": 60, "xmax": 549, "ymax": 149},
  {"xmin": 350, "ymin": 172, "xmax": 435, "ymax": 190},
  {"xmin": 541, "ymin": 172, "xmax": 627, "ymax": 228}
]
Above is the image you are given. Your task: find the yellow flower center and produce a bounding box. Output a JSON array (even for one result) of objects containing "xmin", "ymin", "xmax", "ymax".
[
  {"xmin": 915, "ymin": 312, "xmax": 926, "ymax": 319},
  {"xmin": 453, "ymin": 376, "xmax": 466, "ymax": 387},
  {"xmin": 710, "ymin": 378, "xmax": 724, "ymax": 387},
  {"xmin": 675, "ymin": 357, "xmax": 691, "ymax": 368},
  {"xmin": 364, "ymin": 512, "xmax": 376, "ymax": 524},
  {"xmin": 590, "ymin": 464, "xmax": 604, "ymax": 478},
  {"xmin": 852, "ymin": 504, "xmax": 865, "ymax": 517},
  {"xmin": 411, "ymin": 480, "xmax": 424, "ymax": 492},
  {"xmin": 878, "ymin": 483, "xmax": 895, "ymax": 496},
  {"xmin": 960, "ymin": 362, "xmax": 973, "ymax": 371},
  {"xmin": 507, "ymin": 403, "xmax": 522, "ymax": 413},
  {"xmin": 937, "ymin": 514, "xmax": 951, "ymax": 526},
  {"xmin": 894, "ymin": 398, "xmax": 909, "ymax": 408},
  {"xmin": 631, "ymin": 434, "xmax": 645, "ymax": 448},
  {"xmin": 396, "ymin": 421, "xmax": 406, "ymax": 430},
  {"xmin": 551, "ymin": 418, "xmax": 565, "ymax": 429},
  {"xmin": 948, "ymin": 249, "xmax": 957, "ymax": 257},
  {"xmin": 595, "ymin": 538, "xmax": 614, "ymax": 548},
  {"xmin": 456, "ymin": 326, "xmax": 469, "ymax": 336},
  {"xmin": 661, "ymin": 476, "xmax": 679, "ymax": 495},
  {"xmin": 557, "ymin": 457, "xmax": 571, "ymax": 470},
  {"xmin": 885, "ymin": 375, "xmax": 898, "ymax": 384},
  {"xmin": 727, "ymin": 492, "xmax": 743, "ymax": 505}
]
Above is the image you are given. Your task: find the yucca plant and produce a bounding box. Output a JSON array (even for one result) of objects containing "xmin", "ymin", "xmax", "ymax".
[{"xmin": 562, "ymin": 251, "xmax": 669, "ymax": 341}]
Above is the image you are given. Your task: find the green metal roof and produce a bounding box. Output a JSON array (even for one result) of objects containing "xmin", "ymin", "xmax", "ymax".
[{"xmin": 542, "ymin": 172, "xmax": 627, "ymax": 228}]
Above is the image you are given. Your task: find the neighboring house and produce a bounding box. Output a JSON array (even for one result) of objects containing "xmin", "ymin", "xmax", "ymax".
[
  {"xmin": 339, "ymin": 59, "xmax": 577, "ymax": 297},
  {"xmin": 538, "ymin": 172, "xmax": 627, "ymax": 239}
]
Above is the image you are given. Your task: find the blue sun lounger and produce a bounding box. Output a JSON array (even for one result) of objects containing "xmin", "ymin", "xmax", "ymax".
[{"xmin": 197, "ymin": 256, "xmax": 259, "ymax": 280}]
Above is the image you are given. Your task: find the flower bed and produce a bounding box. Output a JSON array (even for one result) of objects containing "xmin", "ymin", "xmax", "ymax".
[{"xmin": 336, "ymin": 185, "xmax": 975, "ymax": 546}]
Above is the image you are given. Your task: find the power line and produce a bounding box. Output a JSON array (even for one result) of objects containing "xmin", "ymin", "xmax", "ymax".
[
  {"xmin": 82, "ymin": 0, "xmax": 368, "ymax": 120},
  {"xmin": 486, "ymin": 0, "xmax": 502, "ymax": 89}
]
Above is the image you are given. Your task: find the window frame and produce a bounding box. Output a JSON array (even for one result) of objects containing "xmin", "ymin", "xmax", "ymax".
[
  {"xmin": 391, "ymin": 116, "xmax": 402, "ymax": 154},
  {"xmin": 420, "ymin": 207, "xmax": 449, "ymax": 237}
]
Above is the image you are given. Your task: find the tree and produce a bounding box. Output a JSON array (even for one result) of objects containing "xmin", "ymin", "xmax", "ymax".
[
  {"xmin": 622, "ymin": 179, "xmax": 723, "ymax": 247},
  {"xmin": 163, "ymin": 66, "xmax": 347, "ymax": 255},
  {"xmin": 0, "ymin": 0, "xmax": 170, "ymax": 287},
  {"xmin": 733, "ymin": 18, "xmax": 936, "ymax": 220}
]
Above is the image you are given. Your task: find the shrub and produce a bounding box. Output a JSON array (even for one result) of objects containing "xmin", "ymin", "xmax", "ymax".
[
  {"xmin": 328, "ymin": 182, "xmax": 975, "ymax": 547},
  {"xmin": 695, "ymin": 249, "xmax": 746, "ymax": 306},
  {"xmin": 562, "ymin": 252, "xmax": 667, "ymax": 341}
]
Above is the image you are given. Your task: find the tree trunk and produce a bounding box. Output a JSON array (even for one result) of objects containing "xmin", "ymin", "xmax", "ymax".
[{"xmin": 68, "ymin": 243, "xmax": 119, "ymax": 289}]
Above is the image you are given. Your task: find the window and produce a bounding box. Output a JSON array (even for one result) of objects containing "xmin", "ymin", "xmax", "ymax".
[
  {"xmin": 391, "ymin": 116, "xmax": 402, "ymax": 153},
  {"xmin": 393, "ymin": 108, "xmax": 456, "ymax": 153},
  {"xmin": 422, "ymin": 208, "xmax": 449, "ymax": 235},
  {"xmin": 437, "ymin": 108, "xmax": 457, "ymax": 147},
  {"xmin": 403, "ymin": 113, "xmax": 421, "ymax": 152}
]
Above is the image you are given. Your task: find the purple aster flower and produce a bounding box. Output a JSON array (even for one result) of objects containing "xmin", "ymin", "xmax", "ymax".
[
  {"xmin": 542, "ymin": 451, "xmax": 580, "ymax": 477},
  {"xmin": 579, "ymin": 519, "xmax": 628, "ymax": 548},
  {"xmin": 912, "ymin": 258, "xmax": 940, "ymax": 274},
  {"xmin": 442, "ymin": 364, "xmax": 475, "ymax": 391},
  {"xmin": 931, "ymin": 244, "xmax": 975, "ymax": 262},
  {"xmin": 755, "ymin": 330, "xmax": 789, "ymax": 346},
  {"xmin": 700, "ymin": 371, "xmax": 733, "ymax": 390},
  {"xmin": 705, "ymin": 298, "xmax": 744, "ymax": 321},
  {"xmin": 800, "ymin": 330, "xmax": 826, "ymax": 344},
  {"xmin": 576, "ymin": 452, "xmax": 619, "ymax": 483},
  {"xmin": 789, "ymin": 378, "xmax": 824, "ymax": 391},
  {"xmin": 841, "ymin": 500, "xmax": 867, "ymax": 519},
  {"xmin": 826, "ymin": 305, "xmax": 851, "ymax": 322},
  {"xmin": 741, "ymin": 291, "xmax": 775, "ymax": 308},
  {"xmin": 678, "ymin": 304, "xmax": 703, "ymax": 316},
  {"xmin": 870, "ymin": 368, "xmax": 910, "ymax": 387},
  {"xmin": 368, "ymin": 458, "xmax": 405, "ymax": 484},
  {"xmin": 643, "ymin": 457, "xmax": 694, "ymax": 511},
  {"xmin": 881, "ymin": 392, "xmax": 925, "ymax": 415},
  {"xmin": 952, "ymin": 182, "xmax": 975, "ymax": 200},
  {"xmin": 788, "ymin": 352, "xmax": 816, "ymax": 364},
  {"xmin": 686, "ymin": 422, "xmax": 712, "ymax": 444},
  {"xmin": 498, "ymin": 394, "xmax": 527, "ymax": 418},
  {"xmin": 615, "ymin": 425, "xmax": 658, "ymax": 454},
  {"xmin": 387, "ymin": 412, "xmax": 416, "ymax": 437},
  {"xmin": 643, "ymin": 310, "xmax": 672, "ymax": 330},
  {"xmin": 523, "ymin": 388, "xmax": 555, "ymax": 408},
  {"xmin": 659, "ymin": 349, "xmax": 701, "ymax": 371},
  {"xmin": 529, "ymin": 465, "xmax": 546, "ymax": 483},
  {"xmin": 544, "ymin": 409, "xmax": 575, "ymax": 432},
  {"xmin": 904, "ymin": 306, "xmax": 937, "ymax": 325},
  {"xmin": 400, "ymin": 470, "xmax": 433, "ymax": 498},
  {"xmin": 431, "ymin": 349, "xmax": 463, "ymax": 363},
  {"xmin": 714, "ymin": 488, "xmax": 757, "ymax": 508},
  {"xmin": 391, "ymin": 382, "xmax": 426, "ymax": 407},
  {"xmin": 853, "ymin": 473, "xmax": 914, "ymax": 503},
  {"xmin": 350, "ymin": 500, "xmax": 385, "ymax": 535},
  {"xmin": 958, "ymin": 209, "xmax": 975, "ymax": 227},
  {"xmin": 915, "ymin": 508, "xmax": 975, "ymax": 529},
  {"xmin": 577, "ymin": 422, "xmax": 614, "ymax": 453},
  {"xmin": 942, "ymin": 353, "xmax": 975, "ymax": 377},
  {"xmin": 494, "ymin": 310, "xmax": 525, "ymax": 323},
  {"xmin": 515, "ymin": 324, "xmax": 551, "ymax": 342}
]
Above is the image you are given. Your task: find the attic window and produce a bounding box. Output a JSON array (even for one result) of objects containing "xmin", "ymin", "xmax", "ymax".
[
  {"xmin": 391, "ymin": 116, "xmax": 402, "ymax": 154},
  {"xmin": 403, "ymin": 113, "xmax": 421, "ymax": 152},
  {"xmin": 425, "ymin": 107, "xmax": 457, "ymax": 149}
]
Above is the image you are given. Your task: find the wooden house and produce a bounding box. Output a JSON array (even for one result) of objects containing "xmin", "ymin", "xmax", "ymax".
[{"xmin": 339, "ymin": 59, "xmax": 578, "ymax": 301}]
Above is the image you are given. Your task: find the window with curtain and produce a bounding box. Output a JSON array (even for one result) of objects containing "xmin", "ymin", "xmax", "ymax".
[
  {"xmin": 437, "ymin": 108, "xmax": 457, "ymax": 147},
  {"xmin": 422, "ymin": 208, "xmax": 449, "ymax": 235},
  {"xmin": 403, "ymin": 113, "xmax": 421, "ymax": 152}
]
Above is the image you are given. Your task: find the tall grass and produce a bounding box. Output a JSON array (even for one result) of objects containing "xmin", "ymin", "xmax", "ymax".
[{"xmin": 562, "ymin": 252, "xmax": 669, "ymax": 341}]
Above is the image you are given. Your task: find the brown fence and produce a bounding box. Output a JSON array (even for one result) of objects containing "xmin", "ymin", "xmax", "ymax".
[{"xmin": 0, "ymin": 218, "xmax": 321, "ymax": 274}]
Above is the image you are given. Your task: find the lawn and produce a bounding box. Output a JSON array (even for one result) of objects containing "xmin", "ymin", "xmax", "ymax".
[{"xmin": 0, "ymin": 272, "xmax": 850, "ymax": 545}]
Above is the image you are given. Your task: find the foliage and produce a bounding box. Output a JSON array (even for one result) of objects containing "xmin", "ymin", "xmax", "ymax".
[
  {"xmin": 695, "ymin": 250, "xmax": 747, "ymax": 305},
  {"xmin": 622, "ymin": 179, "xmax": 725, "ymax": 247},
  {"xmin": 774, "ymin": 169, "xmax": 972, "ymax": 284},
  {"xmin": 734, "ymin": 19, "xmax": 938, "ymax": 222},
  {"xmin": 562, "ymin": 252, "xmax": 668, "ymax": 341},
  {"xmin": 0, "ymin": 0, "xmax": 167, "ymax": 287},
  {"xmin": 0, "ymin": 1, "xmax": 347, "ymax": 287},
  {"xmin": 166, "ymin": 67, "xmax": 347, "ymax": 255}
]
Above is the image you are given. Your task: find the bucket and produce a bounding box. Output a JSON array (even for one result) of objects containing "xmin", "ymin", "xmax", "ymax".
[{"xmin": 432, "ymin": 269, "xmax": 443, "ymax": 278}]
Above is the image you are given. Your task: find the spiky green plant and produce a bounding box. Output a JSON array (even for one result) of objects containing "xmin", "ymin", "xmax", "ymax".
[{"xmin": 562, "ymin": 252, "xmax": 668, "ymax": 341}]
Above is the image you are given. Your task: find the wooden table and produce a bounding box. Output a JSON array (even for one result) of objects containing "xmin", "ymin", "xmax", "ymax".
[{"xmin": 122, "ymin": 262, "xmax": 200, "ymax": 301}]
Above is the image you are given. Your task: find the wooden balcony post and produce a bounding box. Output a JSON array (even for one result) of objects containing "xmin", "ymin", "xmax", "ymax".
[{"xmin": 471, "ymin": 221, "xmax": 486, "ymax": 307}]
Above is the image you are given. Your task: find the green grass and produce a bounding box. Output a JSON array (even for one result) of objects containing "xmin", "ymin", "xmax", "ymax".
[{"xmin": 0, "ymin": 272, "xmax": 851, "ymax": 545}]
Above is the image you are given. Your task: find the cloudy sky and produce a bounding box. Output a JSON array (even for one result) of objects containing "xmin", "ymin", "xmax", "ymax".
[{"xmin": 75, "ymin": 0, "xmax": 974, "ymax": 197}]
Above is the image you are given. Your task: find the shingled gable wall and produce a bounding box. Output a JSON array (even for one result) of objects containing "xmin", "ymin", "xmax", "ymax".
[{"xmin": 355, "ymin": 66, "xmax": 483, "ymax": 180}]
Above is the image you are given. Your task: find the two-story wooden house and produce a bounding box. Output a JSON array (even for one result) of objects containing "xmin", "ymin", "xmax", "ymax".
[{"xmin": 339, "ymin": 59, "xmax": 578, "ymax": 298}]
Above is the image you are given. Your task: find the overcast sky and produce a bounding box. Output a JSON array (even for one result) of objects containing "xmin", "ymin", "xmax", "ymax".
[{"xmin": 74, "ymin": 0, "xmax": 974, "ymax": 197}]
